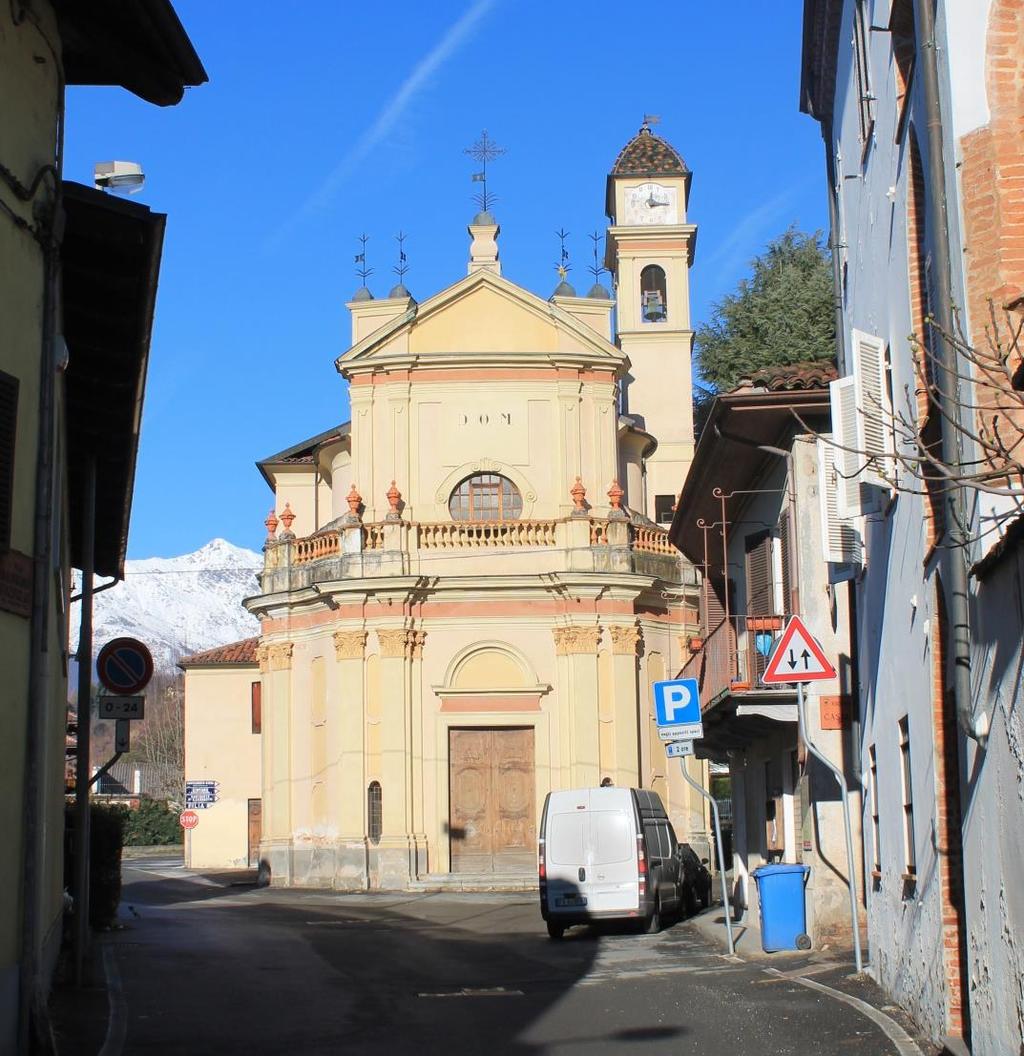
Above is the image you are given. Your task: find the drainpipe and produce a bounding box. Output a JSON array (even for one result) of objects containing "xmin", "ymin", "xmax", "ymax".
[
  {"xmin": 913, "ymin": 0, "xmax": 977, "ymax": 743},
  {"xmin": 823, "ymin": 120, "xmax": 847, "ymax": 372}
]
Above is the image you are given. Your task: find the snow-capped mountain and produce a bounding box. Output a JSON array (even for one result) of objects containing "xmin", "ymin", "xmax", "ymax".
[{"xmin": 70, "ymin": 538, "xmax": 262, "ymax": 673}]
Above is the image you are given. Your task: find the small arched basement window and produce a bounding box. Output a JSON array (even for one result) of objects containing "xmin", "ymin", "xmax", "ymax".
[
  {"xmin": 448, "ymin": 473, "xmax": 523, "ymax": 522},
  {"xmin": 640, "ymin": 265, "xmax": 667, "ymax": 322},
  {"xmin": 367, "ymin": 781, "xmax": 382, "ymax": 845}
]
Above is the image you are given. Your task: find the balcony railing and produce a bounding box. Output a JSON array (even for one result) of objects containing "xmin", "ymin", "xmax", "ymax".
[
  {"xmin": 262, "ymin": 515, "xmax": 698, "ymax": 590},
  {"xmin": 681, "ymin": 613, "xmax": 793, "ymax": 706}
]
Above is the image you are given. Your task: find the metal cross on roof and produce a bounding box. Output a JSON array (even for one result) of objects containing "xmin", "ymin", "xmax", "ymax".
[
  {"xmin": 393, "ymin": 231, "xmax": 409, "ymax": 281},
  {"xmin": 587, "ymin": 230, "xmax": 606, "ymax": 282},
  {"xmin": 554, "ymin": 228, "xmax": 572, "ymax": 278},
  {"xmin": 464, "ymin": 129, "xmax": 506, "ymax": 215},
  {"xmin": 354, "ymin": 233, "xmax": 372, "ymax": 283}
]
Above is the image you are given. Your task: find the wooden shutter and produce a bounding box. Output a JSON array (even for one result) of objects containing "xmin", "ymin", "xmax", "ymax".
[
  {"xmin": 818, "ymin": 438, "xmax": 863, "ymax": 567},
  {"xmin": 778, "ymin": 507, "xmax": 796, "ymax": 616},
  {"xmin": 744, "ymin": 531, "xmax": 774, "ymax": 617},
  {"xmin": 0, "ymin": 371, "xmax": 17, "ymax": 552},
  {"xmin": 851, "ymin": 328, "xmax": 892, "ymax": 488},
  {"xmin": 830, "ymin": 376, "xmax": 878, "ymax": 518},
  {"xmin": 251, "ymin": 681, "xmax": 262, "ymax": 734}
]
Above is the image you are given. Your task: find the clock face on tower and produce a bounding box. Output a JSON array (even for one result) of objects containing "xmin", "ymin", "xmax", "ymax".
[{"xmin": 622, "ymin": 182, "xmax": 679, "ymax": 225}]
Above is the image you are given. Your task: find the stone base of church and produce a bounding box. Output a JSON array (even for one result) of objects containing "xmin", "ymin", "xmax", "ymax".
[{"xmin": 260, "ymin": 835, "xmax": 435, "ymax": 891}]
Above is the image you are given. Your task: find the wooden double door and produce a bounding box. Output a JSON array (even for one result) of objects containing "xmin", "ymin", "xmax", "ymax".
[{"xmin": 449, "ymin": 728, "xmax": 535, "ymax": 874}]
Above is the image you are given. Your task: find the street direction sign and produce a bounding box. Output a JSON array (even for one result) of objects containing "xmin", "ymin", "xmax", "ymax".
[
  {"xmin": 96, "ymin": 637, "xmax": 154, "ymax": 696},
  {"xmin": 97, "ymin": 696, "xmax": 145, "ymax": 720},
  {"xmin": 179, "ymin": 810, "xmax": 199, "ymax": 830},
  {"xmin": 115, "ymin": 719, "xmax": 130, "ymax": 753},
  {"xmin": 666, "ymin": 740, "xmax": 695, "ymax": 758},
  {"xmin": 658, "ymin": 722, "xmax": 703, "ymax": 743},
  {"xmin": 762, "ymin": 615, "xmax": 837, "ymax": 684},
  {"xmin": 653, "ymin": 678, "xmax": 701, "ymax": 727},
  {"xmin": 185, "ymin": 780, "xmax": 219, "ymax": 810}
]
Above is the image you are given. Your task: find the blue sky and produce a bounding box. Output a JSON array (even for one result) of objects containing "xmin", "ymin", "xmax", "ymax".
[{"xmin": 63, "ymin": 1, "xmax": 826, "ymax": 559}]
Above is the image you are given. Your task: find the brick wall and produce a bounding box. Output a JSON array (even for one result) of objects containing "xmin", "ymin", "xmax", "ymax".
[{"xmin": 959, "ymin": 0, "xmax": 1024, "ymax": 488}]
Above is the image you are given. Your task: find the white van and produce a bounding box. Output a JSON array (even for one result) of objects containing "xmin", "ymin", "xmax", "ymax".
[{"xmin": 538, "ymin": 787, "xmax": 684, "ymax": 939}]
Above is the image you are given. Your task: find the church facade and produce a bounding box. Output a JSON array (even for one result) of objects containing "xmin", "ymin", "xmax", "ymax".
[{"xmin": 216, "ymin": 127, "xmax": 706, "ymax": 888}]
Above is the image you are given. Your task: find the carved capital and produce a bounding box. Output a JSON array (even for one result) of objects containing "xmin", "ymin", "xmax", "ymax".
[
  {"xmin": 410, "ymin": 630, "xmax": 427, "ymax": 659},
  {"xmin": 256, "ymin": 644, "xmax": 270, "ymax": 673},
  {"xmin": 265, "ymin": 642, "xmax": 293, "ymax": 671},
  {"xmin": 333, "ymin": 630, "xmax": 367, "ymax": 661},
  {"xmin": 553, "ymin": 625, "xmax": 601, "ymax": 655},
  {"xmin": 377, "ymin": 628, "xmax": 411, "ymax": 659},
  {"xmin": 609, "ymin": 624, "xmax": 642, "ymax": 656}
]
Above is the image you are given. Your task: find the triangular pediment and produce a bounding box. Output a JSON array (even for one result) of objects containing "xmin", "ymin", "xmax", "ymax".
[{"xmin": 336, "ymin": 270, "xmax": 625, "ymax": 375}]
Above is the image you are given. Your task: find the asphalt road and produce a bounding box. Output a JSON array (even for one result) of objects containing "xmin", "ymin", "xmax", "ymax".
[{"xmin": 72, "ymin": 857, "xmax": 924, "ymax": 1056}]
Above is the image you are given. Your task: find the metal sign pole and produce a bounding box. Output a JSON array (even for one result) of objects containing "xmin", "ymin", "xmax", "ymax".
[
  {"xmin": 679, "ymin": 758, "xmax": 734, "ymax": 955},
  {"xmin": 797, "ymin": 682, "xmax": 864, "ymax": 973}
]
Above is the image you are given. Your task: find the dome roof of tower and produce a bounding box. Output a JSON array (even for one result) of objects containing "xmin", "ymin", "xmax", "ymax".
[
  {"xmin": 388, "ymin": 283, "xmax": 414, "ymax": 300},
  {"xmin": 610, "ymin": 125, "xmax": 688, "ymax": 177},
  {"xmin": 551, "ymin": 280, "xmax": 577, "ymax": 298},
  {"xmin": 351, "ymin": 285, "xmax": 374, "ymax": 301},
  {"xmin": 587, "ymin": 282, "xmax": 612, "ymax": 299}
]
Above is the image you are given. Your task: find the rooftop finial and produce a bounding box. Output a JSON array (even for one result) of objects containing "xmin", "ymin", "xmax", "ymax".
[
  {"xmin": 388, "ymin": 232, "xmax": 414, "ymax": 300},
  {"xmin": 641, "ymin": 113, "xmax": 661, "ymax": 132},
  {"xmin": 464, "ymin": 129, "xmax": 506, "ymax": 218},
  {"xmin": 352, "ymin": 234, "xmax": 374, "ymax": 300},
  {"xmin": 586, "ymin": 230, "xmax": 611, "ymax": 299},
  {"xmin": 551, "ymin": 228, "xmax": 576, "ymax": 297}
]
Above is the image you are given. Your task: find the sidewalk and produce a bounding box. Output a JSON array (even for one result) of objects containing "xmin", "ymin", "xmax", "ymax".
[{"xmin": 686, "ymin": 904, "xmax": 936, "ymax": 1055}]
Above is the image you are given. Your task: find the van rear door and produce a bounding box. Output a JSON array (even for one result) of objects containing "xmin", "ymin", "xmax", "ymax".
[
  {"xmin": 544, "ymin": 791, "xmax": 590, "ymax": 912},
  {"xmin": 584, "ymin": 800, "xmax": 640, "ymax": 915}
]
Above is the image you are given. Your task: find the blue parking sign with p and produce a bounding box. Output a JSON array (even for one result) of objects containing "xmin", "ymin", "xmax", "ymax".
[{"xmin": 653, "ymin": 678, "xmax": 701, "ymax": 727}]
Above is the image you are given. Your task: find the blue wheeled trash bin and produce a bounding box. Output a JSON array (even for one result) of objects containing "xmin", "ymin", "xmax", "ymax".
[{"xmin": 752, "ymin": 864, "xmax": 811, "ymax": 952}]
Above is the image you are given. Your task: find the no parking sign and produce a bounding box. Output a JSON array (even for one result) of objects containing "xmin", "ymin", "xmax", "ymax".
[{"xmin": 96, "ymin": 637, "xmax": 153, "ymax": 696}]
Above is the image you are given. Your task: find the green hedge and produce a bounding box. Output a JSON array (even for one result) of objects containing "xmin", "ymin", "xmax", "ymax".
[{"xmin": 122, "ymin": 799, "xmax": 184, "ymax": 846}]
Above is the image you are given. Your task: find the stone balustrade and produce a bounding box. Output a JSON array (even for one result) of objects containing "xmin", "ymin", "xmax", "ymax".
[{"xmin": 262, "ymin": 515, "xmax": 696, "ymax": 591}]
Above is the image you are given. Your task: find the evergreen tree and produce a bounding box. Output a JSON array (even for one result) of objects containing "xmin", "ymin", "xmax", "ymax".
[{"xmin": 695, "ymin": 228, "xmax": 835, "ymax": 402}]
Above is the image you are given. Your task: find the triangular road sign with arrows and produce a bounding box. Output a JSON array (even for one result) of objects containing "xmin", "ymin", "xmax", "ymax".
[{"xmin": 762, "ymin": 615, "xmax": 837, "ymax": 684}]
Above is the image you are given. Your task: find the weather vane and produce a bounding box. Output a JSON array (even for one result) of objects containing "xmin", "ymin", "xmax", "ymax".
[
  {"xmin": 642, "ymin": 113, "xmax": 661, "ymax": 130},
  {"xmin": 354, "ymin": 233, "xmax": 372, "ymax": 284},
  {"xmin": 587, "ymin": 230, "xmax": 607, "ymax": 283},
  {"xmin": 464, "ymin": 129, "xmax": 506, "ymax": 215},
  {"xmin": 393, "ymin": 231, "xmax": 409, "ymax": 282},
  {"xmin": 555, "ymin": 228, "xmax": 571, "ymax": 280}
]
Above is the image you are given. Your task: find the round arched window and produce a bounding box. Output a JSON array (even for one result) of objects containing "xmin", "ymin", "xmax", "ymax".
[
  {"xmin": 640, "ymin": 264, "xmax": 667, "ymax": 322},
  {"xmin": 448, "ymin": 473, "xmax": 523, "ymax": 522}
]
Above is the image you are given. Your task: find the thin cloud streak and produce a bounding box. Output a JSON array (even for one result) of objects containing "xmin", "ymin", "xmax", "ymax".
[
  {"xmin": 702, "ymin": 188, "xmax": 796, "ymax": 288},
  {"xmin": 266, "ymin": 0, "xmax": 496, "ymax": 250}
]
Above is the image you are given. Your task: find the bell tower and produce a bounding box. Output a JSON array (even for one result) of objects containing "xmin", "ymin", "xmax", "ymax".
[{"xmin": 605, "ymin": 122, "xmax": 697, "ymax": 524}]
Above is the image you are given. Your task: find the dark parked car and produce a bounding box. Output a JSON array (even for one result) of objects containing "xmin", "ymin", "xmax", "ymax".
[{"xmin": 675, "ymin": 843, "xmax": 713, "ymax": 915}]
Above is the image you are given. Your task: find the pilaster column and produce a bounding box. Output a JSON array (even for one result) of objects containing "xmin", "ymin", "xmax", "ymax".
[
  {"xmin": 326, "ymin": 630, "xmax": 365, "ymax": 880},
  {"xmin": 375, "ymin": 627, "xmax": 416, "ymax": 887},
  {"xmin": 555, "ymin": 625, "xmax": 602, "ymax": 788},
  {"xmin": 258, "ymin": 641, "xmax": 293, "ymax": 883},
  {"xmin": 608, "ymin": 623, "xmax": 642, "ymax": 787}
]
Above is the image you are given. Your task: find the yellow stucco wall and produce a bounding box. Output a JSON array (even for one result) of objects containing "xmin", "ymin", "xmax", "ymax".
[
  {"xmin": 0, "ymin": 1, "xmax": 70, "ymax": 1039},
  {"xmin": 183, "ymin": 665, "xmax": 262, "ymax": 868}
]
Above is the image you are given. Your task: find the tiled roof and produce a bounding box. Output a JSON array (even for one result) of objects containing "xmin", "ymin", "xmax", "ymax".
[
  {"xmin": 178, "ymin": 636, "xmax": 260, "ymax": 669},
  {"xmin": 611, "ymin": 127, "xmax": 688, "ymax": 177},
  {"xmin": 742, "ymin": 360, "xmax": 838, "ymax": 392}
]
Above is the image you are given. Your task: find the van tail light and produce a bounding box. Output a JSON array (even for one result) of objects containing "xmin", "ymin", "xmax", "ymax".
[
  {"xmin": 538, "ymin": 839, "xmax": 547, "ymax": 885},
  {"xmin": 636, "ymin": 834, "xmax": 647, "ymax": 899}
]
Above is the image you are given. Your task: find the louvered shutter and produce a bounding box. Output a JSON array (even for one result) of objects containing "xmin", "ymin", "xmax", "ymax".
[
  {"xmin": 830, "ymin": 376, "xmax": 878, "ymax": 518},
  {"xmin": 745, "ymin": 531, "xmax": 774, "ymax": 618},
  {"xmin": 0, "ymin": 371, "xmax": 18, "ymax": 552},
  {"xmin": 851, "ymin": 328, "xmax": 892, "ymax": 488},
  {"xmin": 818, "ymin": 437, "xmax": 863, "ymax": 567},
  {"xmin": 779, "ymin": 507, "xmax": 796, "ymax": 615}
]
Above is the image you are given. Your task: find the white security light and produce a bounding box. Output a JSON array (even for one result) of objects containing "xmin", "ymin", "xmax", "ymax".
[{"xmin": 93, "ymin": 161, "xmax": 145, "ymax": 195}]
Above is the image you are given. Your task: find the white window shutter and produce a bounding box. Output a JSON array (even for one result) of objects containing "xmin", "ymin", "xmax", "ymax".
[
  {"xmin": 851, "ymin": 328, "xmax": 892, "ymax": 488},
  {"xmin": 829, "ymin": 376, "xmax": 878, "ymax": 518},
  {"xmin": 817, "ymin": 437, "xmax": 863, "ymax": 568}
]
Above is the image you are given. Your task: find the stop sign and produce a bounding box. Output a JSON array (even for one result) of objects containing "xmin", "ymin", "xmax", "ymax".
[{"xmin": 179, "ymin": 810, "xmax": 199, "ymax": 830}]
